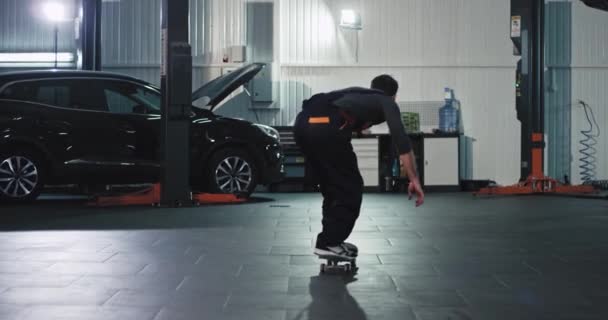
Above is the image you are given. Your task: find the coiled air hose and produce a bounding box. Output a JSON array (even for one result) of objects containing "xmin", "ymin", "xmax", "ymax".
[{"xmin": 577, "ymin": 100, "xmax": 600, "ymax": 183}]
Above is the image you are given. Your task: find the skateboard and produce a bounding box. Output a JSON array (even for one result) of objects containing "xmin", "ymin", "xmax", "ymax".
[{"xmin": 316, "ymin": 254, "xmax": 358, "ymax": 274}]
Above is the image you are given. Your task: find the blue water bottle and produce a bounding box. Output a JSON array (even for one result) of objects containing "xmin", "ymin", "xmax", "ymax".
[{"xmin": 439, "ymin": 88, "xmax": 458, "ymax": 133}]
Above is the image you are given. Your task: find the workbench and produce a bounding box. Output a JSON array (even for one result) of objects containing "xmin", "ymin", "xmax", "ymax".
[{"xmin": 272, "ymin": 127, "xmax": 461, "ymax": 192}]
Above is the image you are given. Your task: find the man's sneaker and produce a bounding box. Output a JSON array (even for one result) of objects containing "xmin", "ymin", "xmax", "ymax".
[
  {"xmin": 314, "ymin": 243, "xmax": 356, "ymax": 260},
  {"xmin": 342, "ymin": 242, "xmax": 358, "ymax": 256}
]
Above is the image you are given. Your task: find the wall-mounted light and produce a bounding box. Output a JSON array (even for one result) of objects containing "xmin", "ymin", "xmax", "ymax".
[
  {"xmin": 42, "ymin": 2, "xmax": 68, "ymax": 22},
  {"xmin": 340, "ymin": 9, "xmax": 362, "ymax": 63},
  {"xmin": 340, "ymin": 9, "xmax": 362, "ymax": 30},
  {"xmin": 40, "ymin": 1, "xmax": 73, "ymax": 68}
]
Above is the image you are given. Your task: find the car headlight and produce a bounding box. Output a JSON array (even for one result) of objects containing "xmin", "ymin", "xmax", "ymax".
[{"xmin": 253, "ymin": 124, "xmax": 280, "ymax": 142}]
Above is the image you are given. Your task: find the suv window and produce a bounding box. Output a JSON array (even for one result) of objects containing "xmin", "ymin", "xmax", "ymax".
[
  {"xmin": 71, "ymin": 79, "xmax": 109, "ymax": 112},
  {"xmin": 0, "ymin": 78, "xmax": 162, "ymax": 115},
  {"xmin": 104, "ymin": 88, "xmax": 139, "ymax": 114},
  {"xmin": 75, "ymin": 79, "xmax": 160, "ymax": 114},
  {"xmin": 103, "ymin": 81, "xmax": 161, "ymax": 115},
  {"xmin": 0, "ymin": 80, "xmax": 72, "ymax": 108}
]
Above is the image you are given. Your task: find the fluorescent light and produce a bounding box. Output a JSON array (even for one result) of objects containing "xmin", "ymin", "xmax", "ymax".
[
  {"xmin": 0, "ymin": 52, "xmax": 75, "ymax": 62},
  {"xmin": 341, "ymin": 10, "xmax": 357, "ymax": 25},
  {"xmin": 340, "ymin": 9, "xmax": 362, "ymax": 30},
  {"xmin": 42, "ymin": 2, "xmax": 68, "ymax": 22}
]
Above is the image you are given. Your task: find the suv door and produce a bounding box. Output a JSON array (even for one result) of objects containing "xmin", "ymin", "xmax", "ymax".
[
  {"xmin": 0, "ymin": 78, "xmax": 157, "ymax": 185},
  {"xmin": 0, "ymin": 79, "xmax": 131, "ymax": 182},
  {"xmin": 0, "ymin": 79, "xmax": 77, "ymax": 181},
  {"xmin": 97, "ymin": 79, "xmax": 162, "ymax": 182},
  {"xmin": 68, "ymin": 78, "xmax": 155, "ymax": 183}
]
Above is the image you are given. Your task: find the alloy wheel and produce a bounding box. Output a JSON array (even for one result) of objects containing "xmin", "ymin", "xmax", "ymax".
[
  {"xmin": 0, "ymin": 156, "xmax": 39, "ymax": 198},
  {"xmin": 214, "ymin": 156, "xmax": 253, "ymax": 193}
]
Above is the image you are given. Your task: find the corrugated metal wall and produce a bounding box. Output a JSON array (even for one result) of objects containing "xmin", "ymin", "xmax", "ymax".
[
  {"xmin": 545, "ymin": 2, "xmax": 572, "ymax": 181},
  {"xmin": 570, "ymin": 2, "xmax": 608, "ymax": 183},
  {"xmin": 101, "ymin": 0, "xmax": 246, "ymax": 87},
  {"xmin": 0, "ymin": 0, "xmax": 77, "ymax": 53},
  {"xmin": 280, "ymin": 0, "xmax": 514, "ymax": 66},
  {"xmin": 101, "ymin": 0, "xmax": 161, "ymax": 66},
  {"xmin": 0, "ymin": 0, "xmax": 78, "ymax": 72},
  {"xmin": 99, "ymin": 0, "xmax": 521, "ymax": 184},
  {"xmin": 269, "ymin": 0, "xmax": 520, "ymax": 184},
  {"xmin": 1, "ymin": 0, "xmax": 523, "ymax": 184}
]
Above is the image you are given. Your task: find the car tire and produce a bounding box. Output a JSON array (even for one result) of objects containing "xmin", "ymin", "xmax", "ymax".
[
  {"xmin": 0, "ymin": 149, "xmax": 45, "ymax": 203},
  {"xmin": 206, "ymin": 148, "xmax": 257, "ymax": 196}
]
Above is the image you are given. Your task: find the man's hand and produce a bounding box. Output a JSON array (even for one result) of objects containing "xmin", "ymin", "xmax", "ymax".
[
  {"xmin": 400, "ymin": 151, "xmax": 425, "ymax": 207},
  {"xmin": 408, "ymin": 179, "xmax": 425, "ymax": 207}
]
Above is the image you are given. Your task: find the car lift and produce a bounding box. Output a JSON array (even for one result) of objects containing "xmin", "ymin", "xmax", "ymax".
[
  {"xmin": 88, "ymin": 183, "xmax": 245, "ymax": 207},
  {"xmin": 476, "ymin": 0, "xmax": 596, "ymax": 196},
  {"xmin": 86, "ymin": 0, "xmax": 243, "ymax": 207}
]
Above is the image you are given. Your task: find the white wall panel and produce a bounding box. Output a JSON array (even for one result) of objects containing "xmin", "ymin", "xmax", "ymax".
[
  {"xmin": 280, "ymin": 0, "xmax": 515, "ymax": 66},
  {"xmin": 101, "ymin": 0, "xmax": 162, "ymax": 65},
  {"xmin": 571, "ymin": 69, "xmax": 608, "ymax": 183},
  {"xmin": 274, "ymin": 0, "xmax": 520, "ymax": 184},
  {"xmin": 570, "ymin": 2, "xmax": 608, "ymax": 183},
  {"xmin": 206, "ymin": 0, "xmax": 247, "ymax": 63},
  {"xmin": 102, "ymin": 0, "xmax": 246, "ymax": 66},
  {"xmin": 572, "ymin": 2, "xmax": 608, "ymax": 67}
]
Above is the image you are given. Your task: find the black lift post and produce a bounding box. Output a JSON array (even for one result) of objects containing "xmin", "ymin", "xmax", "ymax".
[
  {"xmin": 160, "ymin": 0, "xmax": 193, "ymax": 207},
  {"xmin": 510, "ymin": 0, "xmax": 545, "ymax": 181},
  {"xmin": 510, "ymin": 0, "xmax": 607, "ymax": 182},
  {"xmin": 79, "ymin": 0, "xmax": 101, "ymax": 71}
]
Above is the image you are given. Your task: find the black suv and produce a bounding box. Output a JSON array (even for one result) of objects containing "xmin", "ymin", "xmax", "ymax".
[{"xmin": 0, "ymin": 63, "xmax": 283, "ymax": 202}]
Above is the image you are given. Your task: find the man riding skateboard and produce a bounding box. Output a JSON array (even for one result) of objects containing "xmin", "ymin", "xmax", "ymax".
[{"xmin": 294, "ymin": 75, "xmax": 425, "ymax": 260}]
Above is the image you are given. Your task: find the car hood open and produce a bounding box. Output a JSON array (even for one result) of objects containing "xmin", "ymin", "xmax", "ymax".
[{"xmin": 191, "ymin": 63, "xmax": 265, "ymax": 111}]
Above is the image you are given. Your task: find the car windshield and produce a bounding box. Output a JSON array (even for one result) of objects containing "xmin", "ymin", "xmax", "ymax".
[{"xmin": 122, "ymin": 84, "xmax": 201, "ymax": 117}]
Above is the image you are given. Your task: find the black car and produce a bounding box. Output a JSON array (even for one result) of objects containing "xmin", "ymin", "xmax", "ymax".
[{"xmin": 0, "ymin": 63, "xmax": 283, "ymax": 202}]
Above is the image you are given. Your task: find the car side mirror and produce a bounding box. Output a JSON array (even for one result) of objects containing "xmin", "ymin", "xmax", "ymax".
[{"xmin": 132, "ymin": 104, "xmax": 147, "ymax": 114}]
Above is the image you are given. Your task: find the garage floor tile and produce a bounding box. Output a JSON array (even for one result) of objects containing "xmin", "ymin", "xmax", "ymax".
[{"xmin": 0, "ymin": 193, "xmax": 607, "ymax": 319}]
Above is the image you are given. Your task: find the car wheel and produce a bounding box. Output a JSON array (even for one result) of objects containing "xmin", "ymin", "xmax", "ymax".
[
  {"xmin": 0, "ymin": 150, "xmax": 45, "ymax": 203},
  {"xmin": 206, "ymin": 148, "xmax": 257, "ymax": 196}
]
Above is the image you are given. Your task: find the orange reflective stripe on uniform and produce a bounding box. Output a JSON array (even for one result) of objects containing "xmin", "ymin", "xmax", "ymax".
[{"xmin": 308, "ymin": 117, "xmax": 330, "ymax": 124}]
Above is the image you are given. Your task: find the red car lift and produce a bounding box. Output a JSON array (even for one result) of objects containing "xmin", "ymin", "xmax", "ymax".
[
  {"xmin": 88, "ymin": 183, "xmax": 246, "ymax": 207},
  {"xmin": 475, "ymin": 134, "xmax": 596, "ymax": 196}
]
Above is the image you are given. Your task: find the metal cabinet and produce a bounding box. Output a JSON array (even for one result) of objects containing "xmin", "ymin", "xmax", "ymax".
[
  {"xmin": 352, "ymin": 138, "xmax": 379, "ymax": 187},
  {"xmin": 423, "ymin": 137, "xmax": 459, "ymax": 187}
]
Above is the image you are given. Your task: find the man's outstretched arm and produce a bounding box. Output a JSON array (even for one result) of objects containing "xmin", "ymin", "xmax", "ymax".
[
  {"xmin": 380, "ymin": 95, "xmax": 425, "ymax": 207},
  {"xmin": 400, "ymin": 151, "xmax": 424, "ymax": 207}
]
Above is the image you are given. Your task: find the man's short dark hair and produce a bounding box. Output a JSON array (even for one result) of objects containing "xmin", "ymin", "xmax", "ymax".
[{"xmin": 371, "ymin": 74, "xmax": 399, "ymax": 96}]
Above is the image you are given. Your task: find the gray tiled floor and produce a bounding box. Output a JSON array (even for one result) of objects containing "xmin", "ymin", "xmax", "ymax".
[{"xmin": 1, "ymin": 193, "xmax": 608, "ymax": 319}]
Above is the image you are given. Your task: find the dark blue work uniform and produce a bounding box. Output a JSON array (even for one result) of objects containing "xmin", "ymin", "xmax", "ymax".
[{"xmin": 294, "ymin": 87, "xmax": 412, "ymax": 248}]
